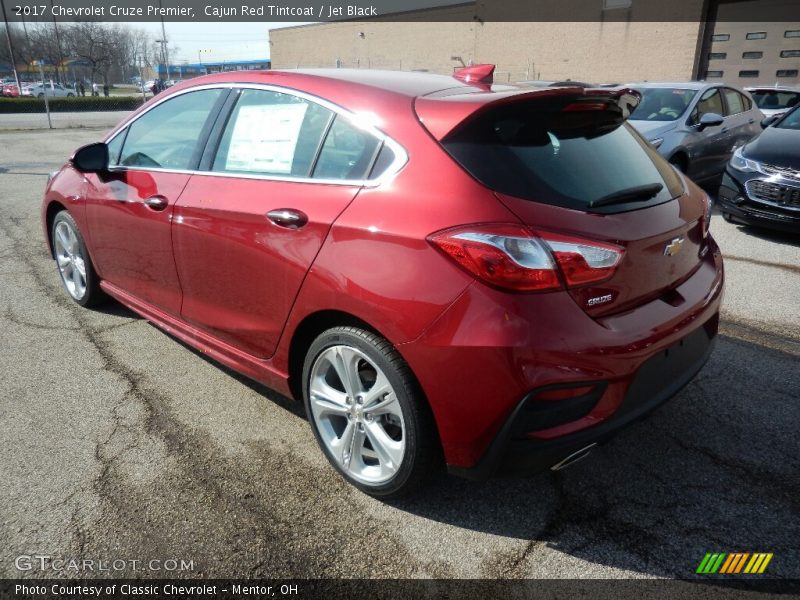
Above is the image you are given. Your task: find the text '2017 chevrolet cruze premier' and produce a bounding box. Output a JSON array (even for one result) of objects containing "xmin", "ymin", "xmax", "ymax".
[{"xmin": 42, "ymin": 66, "xmax": 724, "ymax": 498}]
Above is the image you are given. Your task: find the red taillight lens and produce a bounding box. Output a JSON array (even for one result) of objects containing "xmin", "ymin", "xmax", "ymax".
[{"xmin": 429, "ymin": 225, "xmax": 624, "ymax": 292}]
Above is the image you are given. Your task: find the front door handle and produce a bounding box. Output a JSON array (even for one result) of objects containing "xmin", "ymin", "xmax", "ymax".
[
  {"xmin": 267, "ymin": 208, "xmax": 308, "ymax": 229},
  {"xmin": 144, "ymin": 195, "xmax": 168, "ymax": 211}
]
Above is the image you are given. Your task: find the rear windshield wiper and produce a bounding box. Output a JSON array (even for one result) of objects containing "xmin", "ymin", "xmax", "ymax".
[{"xmin": 589, "ymin": 183, "xmax": 663, "ymax": 208}]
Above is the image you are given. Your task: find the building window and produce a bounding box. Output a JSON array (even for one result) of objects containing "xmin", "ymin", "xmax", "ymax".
[
  {"xmin": 705, "ymin": 71, "xmax": 724, "ymax": 78},
  {"xmin": 742, "ymin": 51, "xmax": 763, "ymax": 59},
  {"xmin": 785, "ymin": 30, "xmax": 800, "ymax": 38},
  {"xmin": 776, "ymin": 70, "xmax": 799, "ymax": 78},
  {"xmin": 709, "ymin": 52, "xmax": 727, "ymax": 60},
  {"xmin": 603, "ymin": 0, "xmax": 632, "ymax": 9},
  {"xmin": 746, "ymin": 32, "xmax": 767, "ymax": 40},
  {"xmin": 712, "ymin": 34, "xmax": 730, "ymax": 42},
  {"xmin": 780, "ymin": 50, "xmax": 800, "ymax": 58},
  {"xmin": 738, "ymin": 70, "xmax": 760, "ymax": 78}
]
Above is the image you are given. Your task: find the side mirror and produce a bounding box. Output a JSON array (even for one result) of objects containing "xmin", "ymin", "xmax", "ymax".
[
  {"xmin": 70, "ymin": 142, "xmax": 108, "ymax": 173},
  {"xmin": 760, "ymin": 115, "xmax": 779, "ymax": 129},
  {"xmin": 697, "ymin": 113, "xmax": 724, "ymax": 131}
]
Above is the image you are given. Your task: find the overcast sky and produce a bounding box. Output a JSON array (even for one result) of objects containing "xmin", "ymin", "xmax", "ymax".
[{"xmin": 133, "ymin": 22, "xmax": 304, "ymax": 64}]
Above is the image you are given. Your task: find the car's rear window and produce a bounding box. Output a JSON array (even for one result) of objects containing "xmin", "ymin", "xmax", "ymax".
[
  {"xmin": 441, "ymin": 98, "xmax": 683, "ymax": 212},
  {"xmin": 751, "ymin": 90, "xmax": 800, "ymax": 110}
]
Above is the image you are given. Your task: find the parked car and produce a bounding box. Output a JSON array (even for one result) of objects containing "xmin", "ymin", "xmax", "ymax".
[
  {"xmin": 718, "ymin": 104, "xmax": 800, "ymax": 232},
  {"xmin": 746, "ymin": 86, "xmax": 800, "ymax": 118},
  {"xmin": 626, "ymin": 82, "xmax": 763, "ymax": 182},
  {"xmin": 42, "ymin": 67, "xmax": 723, "ymax": 497},
  {"xmin": 2, "ymin": 82, "xmax": 20, "ymax": 97},
  {"xmin": 21, "ymin": 82, "xmax": 75, "ymax": 98}
]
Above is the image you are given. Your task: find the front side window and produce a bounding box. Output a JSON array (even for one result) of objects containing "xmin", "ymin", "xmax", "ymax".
[
  {"xmin": 629, "ymin": 87, "xmax": 697, "ymax": 122},
  {"xmin": 119, "ymin": 89, "xmax": 223, "ymax": 170},
  {"xmin": 776, "ymin": 107, "xmax": 800, "ymax": 130}
]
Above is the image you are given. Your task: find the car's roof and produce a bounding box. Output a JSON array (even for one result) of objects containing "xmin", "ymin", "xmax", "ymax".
[
  {"xmin": 625, "ymin": 81, "xmax": 714, "ymax": 90},
  {"xmin": 745, "ymin": 85, "xmax": 800, "ymax": 92},
  {"xmin": 184, "ymin": 68, "xmax": 479, "ymax": 99}
]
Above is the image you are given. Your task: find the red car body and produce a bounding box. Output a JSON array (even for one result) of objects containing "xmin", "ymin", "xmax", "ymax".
[
  {"xmin": 2, "ymin": 83, "xmax": 20, "ymax": 97},
  {"xmin": 42, "ymin": 68, "xmax": 724, "ymax": 478}
]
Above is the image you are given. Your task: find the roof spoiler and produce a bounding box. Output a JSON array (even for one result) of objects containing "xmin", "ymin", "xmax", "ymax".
[
  {"xmin": 416, "ymin": 87, "xmax": 642, "ymax": 140},
  {"xmin": 453, "ymin": 64, "xmax": 495, "ymax": 85}
]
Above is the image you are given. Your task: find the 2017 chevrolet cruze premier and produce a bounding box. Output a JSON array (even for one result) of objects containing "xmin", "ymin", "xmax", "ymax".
[{"xmin": 42, "ymin": 66, "xmax": 724, "ymax": 498}]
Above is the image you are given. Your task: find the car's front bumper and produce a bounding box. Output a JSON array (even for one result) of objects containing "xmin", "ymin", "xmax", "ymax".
[{"xmin": 718, "ymin": 169, "xmax": 800, "ymax": 233}]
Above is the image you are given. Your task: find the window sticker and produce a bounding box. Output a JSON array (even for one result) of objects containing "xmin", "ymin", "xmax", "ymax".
[{"xmin": 225, "ymin": 102, "xmax": 308, "ymax": 174}]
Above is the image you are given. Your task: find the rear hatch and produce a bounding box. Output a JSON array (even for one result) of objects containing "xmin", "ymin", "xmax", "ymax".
[{"xmin": 416, "ymin": 88, "xmax": 708, "ymax": 316}]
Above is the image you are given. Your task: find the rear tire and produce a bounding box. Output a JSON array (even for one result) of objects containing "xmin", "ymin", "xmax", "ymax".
[
  {"xmin": 51, "ymin": 211, "xmax": 105, "ymax": 307},
  {"xmin": 722, "ymin": 211, "xmax": 733, "ymax": 223},
  {"xmin": 302, "ymin": 326, "xmax": 440, "ymax": 499}
]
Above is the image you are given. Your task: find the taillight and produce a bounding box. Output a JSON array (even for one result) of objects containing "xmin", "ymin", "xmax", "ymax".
[{"xmin": 429, "ymin": 224, "xmax": 624, "ymax": 292}]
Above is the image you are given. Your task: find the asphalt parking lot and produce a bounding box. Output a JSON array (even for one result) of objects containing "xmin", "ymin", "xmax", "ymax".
[{"xmin": 0, "ymin": 126, "xmax": 798, "ymax": 583}]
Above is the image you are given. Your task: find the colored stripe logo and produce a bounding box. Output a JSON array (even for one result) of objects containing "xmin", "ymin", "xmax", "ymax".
[{"xmin": 697, "ymin": 553, "xmax": 773, "ymax": 574}]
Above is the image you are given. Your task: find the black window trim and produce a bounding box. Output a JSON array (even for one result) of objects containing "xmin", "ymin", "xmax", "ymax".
[{"xmin": 103, "ymin": 82, "xmax": 408, "ymax": 187}]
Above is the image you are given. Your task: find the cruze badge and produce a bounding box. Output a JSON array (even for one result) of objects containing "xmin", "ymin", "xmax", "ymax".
[
  {"xmin": 663, "ymin": 237, "xmax": 684, "ymax": 257},
  {"xmin": 587, "ymin": 293, "xmax": 613, "ymax": 307}
]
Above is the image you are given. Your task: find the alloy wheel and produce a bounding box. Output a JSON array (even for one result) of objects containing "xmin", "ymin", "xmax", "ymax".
[
  {"xmin": 308, "ymin": 345, "xmax": 406, "ymax": 485},
  {"xmin": 53, "ymin": 220, "xmax": 87, "ymax": 301}
]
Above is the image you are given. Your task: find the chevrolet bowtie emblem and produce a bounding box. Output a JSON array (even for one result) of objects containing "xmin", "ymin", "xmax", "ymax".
[{"xmin": 663, "ymin": 237, "xmax": 684, "ymax": 256}]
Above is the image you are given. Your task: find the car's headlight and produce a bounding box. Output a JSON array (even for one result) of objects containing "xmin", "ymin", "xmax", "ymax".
[
  {"xmin": 649, "ymin": 137, "xmax": 664, "ymax": 149},
  {"xmin": 730, "ymin": 146, "xmax": 763, "ymax": 173}
]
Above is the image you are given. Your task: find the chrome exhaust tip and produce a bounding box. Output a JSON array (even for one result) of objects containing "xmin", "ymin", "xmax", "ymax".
[{"xmin": 550, "ymin": 443, "xmax": 597, "ymax": 471}]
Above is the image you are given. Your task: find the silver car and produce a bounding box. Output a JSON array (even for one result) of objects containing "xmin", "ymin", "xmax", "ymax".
[
  {"xmin": 626, "ymin": 82, "xmax": 763, "ymax": 183},
  {"xmin": 746, "ymin": 86, "xmax": 800, "ymax": 118}
]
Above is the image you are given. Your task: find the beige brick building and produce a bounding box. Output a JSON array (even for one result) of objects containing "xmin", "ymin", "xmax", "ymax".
[{"xmin": 269, "ymin": 0, "xmax": 799, "ymax": 87}]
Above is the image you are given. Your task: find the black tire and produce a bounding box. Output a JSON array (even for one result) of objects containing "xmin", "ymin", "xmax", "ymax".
[
  {"xmin": 51, "ymin": 210, "xmax": 105, "ymax": 308},
  {"xmin": 67, "ymin": 93, "xmax": 74, "ymax": 97},
  {"xmin": 722, "ymin": 211, "xmax": 733, "ymax": 223},
  {"xmin": 302, "ymin": 326, "xmax": 441, "ymax": 499},
  {"xmin": 37, "ymin": 93, "xmax": 44, "ymax": 98}
]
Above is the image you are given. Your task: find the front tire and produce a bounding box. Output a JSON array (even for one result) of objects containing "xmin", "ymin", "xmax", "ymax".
[
  {"xmin": 302, "ymin": 326, "xmax": 439, "ymax": 499},
  {"xmin": 51, "ymin": 211, "xmax": 104, "ymax": 307}
]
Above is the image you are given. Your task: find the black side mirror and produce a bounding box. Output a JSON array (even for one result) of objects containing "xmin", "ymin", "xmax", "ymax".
[
  {"xmin": 760, "ymin": 115, "xmax": 779, "ymax": 129},
  {"xmin": 70, "ymin": 142, "xmax": 108, "ymax": 173},
  {"xmin": 697, "ymin": 112, "xmax": 724, "ymax": 131}
]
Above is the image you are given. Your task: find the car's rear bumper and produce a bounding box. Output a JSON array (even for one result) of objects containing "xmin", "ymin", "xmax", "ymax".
[
  {"xmin": 718, "ymin": 170, "xmax": 800, "ymax": 233},
  {"xmin": 448, "ymin": 315, "xmax": 717, "ymax": 479},
  {"xmin": 399, "ymin": 237, "xmax": 724, "ymax": 474}
]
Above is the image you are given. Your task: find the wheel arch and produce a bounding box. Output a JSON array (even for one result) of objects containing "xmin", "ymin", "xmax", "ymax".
[
  {"xmin": 44, "ymin": 199, "xmax": 68, "ymax": 258},
  {"xmin": 668, "ymin": 149, "xmax": 689, "ymax": 173}
]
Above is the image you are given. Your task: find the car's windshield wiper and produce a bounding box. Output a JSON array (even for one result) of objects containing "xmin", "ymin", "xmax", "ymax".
[{"xmin": 589, "ymin": 183, "xmax": 664, "ymax": 208}]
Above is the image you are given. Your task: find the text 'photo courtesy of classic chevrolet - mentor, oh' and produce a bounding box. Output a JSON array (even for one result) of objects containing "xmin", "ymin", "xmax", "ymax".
[{"xmin": 41, "ymin": 65, "xmax": 724, "ymax": 498}]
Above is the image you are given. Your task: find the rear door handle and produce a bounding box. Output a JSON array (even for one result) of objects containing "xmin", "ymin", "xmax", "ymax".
[
  {"xmin": 144, "ymin": 195, "xmax": 168, "ymax": 211},
  {"xmin": 267, "ymin": 208, "xmax": 308, "ymax": 229}
]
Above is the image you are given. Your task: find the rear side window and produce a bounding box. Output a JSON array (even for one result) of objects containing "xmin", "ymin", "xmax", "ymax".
[
  {"xmin": 723, "ymin": 88, "xmax": 746, "ymax": 115},
  {"xmin": 213, "ymin": 89, "xmax": 333, "ymax": 177},
  {"xmin": 119, "ymin": 89, "xmax": 223, "ymax": 170},
  {"xmin": 441, "ymin": 98, "xmax": 682, "ymax": 212},
  {"xmin": 312, "ymin": 115, "xmax": 381, "ymax": 180},
  {"xmin": 690, "ymin": 88, "xmax": 724, "ymax": 125}
]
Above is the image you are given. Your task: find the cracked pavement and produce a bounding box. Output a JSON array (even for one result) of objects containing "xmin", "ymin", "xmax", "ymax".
[{"xmin": 0, "ymin": 127, "xmax": 798, "ymax": 584}]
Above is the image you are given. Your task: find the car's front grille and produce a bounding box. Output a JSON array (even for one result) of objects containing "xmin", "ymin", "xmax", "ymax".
[
  {"xmin": 761, "ymin": 163, "xmax": 800, "ymax": 182},
  {"xmin": 745, "ymin": 179, "xmax": 800, "ymax": 210}
]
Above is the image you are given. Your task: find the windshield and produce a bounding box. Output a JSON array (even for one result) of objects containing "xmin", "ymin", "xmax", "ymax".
[
  {"xmin": 776, "ymin": 107, "xmax": 800, "ymax": 130},
  {"xmin": 442, "ymin": 97, "xmax": 683, "ymax": 212},
  {"xmin": 629, "ymin": 88, "xmax": 698, "ymax": 122},
  {"xmin": 751, "ymin": 90, "xmax": 800, "ymax": 111}
]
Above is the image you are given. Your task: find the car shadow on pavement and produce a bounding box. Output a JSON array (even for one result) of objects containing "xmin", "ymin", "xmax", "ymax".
[
  {"xmin": 389, "ymin": 333, "xmax": 800, "ymax": 579},
  {"xmin": 730, "ymin": 224, "xmax": 800, "ymax": 248}
]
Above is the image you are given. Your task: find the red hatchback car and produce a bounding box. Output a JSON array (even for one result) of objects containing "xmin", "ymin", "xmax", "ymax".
[{"xmin": 42, "ymin": 67, "xmax": 723, "ymax": 497}]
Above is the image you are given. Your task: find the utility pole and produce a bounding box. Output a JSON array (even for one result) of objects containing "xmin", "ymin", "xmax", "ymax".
[
  {"xmin": 158, "ymin": 0, "xmax": 169, "ymax": 78},
  {"xmin": 49, "ymin": 0, "xmax": 65, "ymax": 84},
  {"xmin": 36, "ymin": 60, "xmax": 52, "ymax": 129},
  {"xmin": 1, "ymin": 0, "xmax": 21, "ymax": 91}
]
